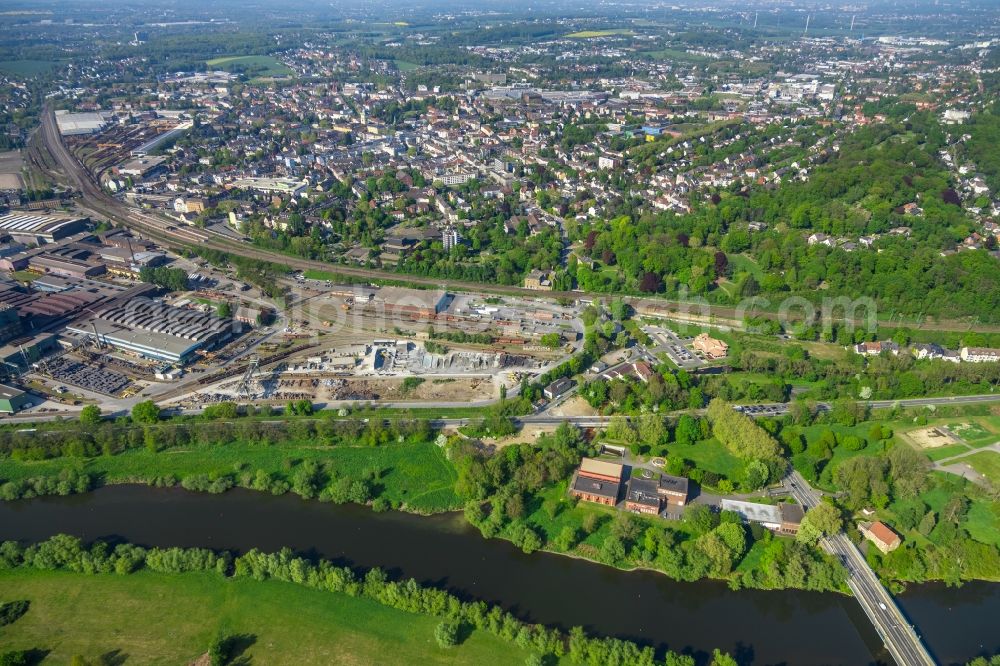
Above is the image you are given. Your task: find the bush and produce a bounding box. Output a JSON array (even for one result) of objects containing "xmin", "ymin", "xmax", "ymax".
[
  {"xmin": 434, "ymin": 621, "xmax": 459, "ymax": 648},
  {"xmin": 0, "ymin": 650, "xmax": 31, "ymax": 666},
  {"xmin": 0, "ymin": 600, "xmax": 29, "ymax": 627}
]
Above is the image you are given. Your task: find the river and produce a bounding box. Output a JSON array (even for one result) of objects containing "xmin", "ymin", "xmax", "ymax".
[{"xmin": 0, "ymin": 485, "xmax": 996, "ymax": 665}]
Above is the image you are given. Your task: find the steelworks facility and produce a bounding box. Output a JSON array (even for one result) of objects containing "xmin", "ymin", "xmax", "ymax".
[
  {"xmin": 67, "ymin": 299, "xmax": 242, "ymax": 364},
  {"xmin": 0, "ymin": 213, "xmax": 90, "ymax": 245}
]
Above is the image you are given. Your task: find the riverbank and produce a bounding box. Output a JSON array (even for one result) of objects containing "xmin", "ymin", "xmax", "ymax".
[
  {"xmin": 0, "ymin": 439, "xmax": 460, "ymax": 514},
  {"xmin": 0, "ymin": 568, "xmax": 539, "ymax": 665},
  {"xmin": 3, "ymin": 487, "xmax": 999, "ymax": 664},
  {"xmin": 0, "ymin": 485, "xmax": 891, "ymax": 664}
]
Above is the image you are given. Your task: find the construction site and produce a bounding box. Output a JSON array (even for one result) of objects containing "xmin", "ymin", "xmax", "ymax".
[{"xmin": 173, "ymin": 339, "xmax": 546, "ymax": 408}]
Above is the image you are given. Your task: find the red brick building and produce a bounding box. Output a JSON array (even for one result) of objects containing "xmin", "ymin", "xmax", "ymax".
[{"xmin": 570, "ymin": 458, "xmax": 623, "ymax": 506}]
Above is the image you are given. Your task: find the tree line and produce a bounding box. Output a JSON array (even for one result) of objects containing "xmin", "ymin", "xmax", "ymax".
[{"xmin": 0, "ymin": 534, "xmax": 716, "ymax": 666}]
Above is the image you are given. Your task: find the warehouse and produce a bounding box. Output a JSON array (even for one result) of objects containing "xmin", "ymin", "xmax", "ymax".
[
  {"xmin": 66, "ymin": 299, "xmax": 242, "ymax": 364},
  {"xmin": 28, "ymin": 253, "xmax": 106, "ymax": 279},
  {"xmin": 372, "ymin": 287, "xmax": 450, "ymax": 318},
  {"xmin": 0, "ymin": 384, "xmax": 31, "ymax": 413},
  {"xmin": 0, "ymin": 212, "xmax": 90, "ymax": 245},
  {"xmin": 54, "ymin": 111, "xmax": 110, "ymax": 136}
]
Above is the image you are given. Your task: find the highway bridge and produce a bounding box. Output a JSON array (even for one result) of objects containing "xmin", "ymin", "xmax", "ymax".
[{"xmin": 785, "ymin": 469, "xmax": 937, "ymax": 666}]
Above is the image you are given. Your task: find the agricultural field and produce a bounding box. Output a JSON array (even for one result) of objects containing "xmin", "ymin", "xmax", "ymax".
[
  {"xmin": 565, "ymin": 29, "xmax": 634, "ymax": 38},
  {"xmin": 0, "ymin": 569, "xmax": 537, "ymax": 665},
  {"xmin": 205, "ymin": 55, "xmax": 293, "ymax": 78}
]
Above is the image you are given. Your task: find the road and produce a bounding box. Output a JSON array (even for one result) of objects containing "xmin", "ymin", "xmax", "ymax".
[
  {"xmin": 37, "ymin": 105, "xmax": 1000, "ymax": 335},
  {"xmin": 784, "ymin": 470, "xmax": 936, "ymax": 666},
  {"xmin": 8, "ymin": 391, "xmax": 1000, "ymax": 428}
]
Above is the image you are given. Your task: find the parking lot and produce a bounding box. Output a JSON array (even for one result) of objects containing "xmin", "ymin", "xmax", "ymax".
[
  {"xmin": 641, "ymin": 325, "xmax": 704, "ymax": 369},
  {"xmin": 733, "ymin": 404, "xmax": 788, "ymax": 418}
]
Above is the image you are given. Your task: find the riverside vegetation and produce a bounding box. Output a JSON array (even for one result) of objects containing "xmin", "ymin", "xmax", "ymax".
[
  {"xmin": 0, "ymin": 399, "xmax": 997, "ymax": 589},
  {"xmin": 0, "ymin": 534, "xmax": 720, "ymax": 666}
]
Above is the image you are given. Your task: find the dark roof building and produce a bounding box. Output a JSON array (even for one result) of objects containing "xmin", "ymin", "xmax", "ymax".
[
  {"xmin": 625, "ymin": 476, "xmax": 661, "ymax": 514},
  {"xmin": 657, "ymin": 474, "xmax": 690, "ymax": 506},
  {"xmin": 570, "ymin": 457, "xmax": 624, "ymax": 506},
  {"xmin": 544, "ymin": 377, "xmax": 575, "ymax": 400}
]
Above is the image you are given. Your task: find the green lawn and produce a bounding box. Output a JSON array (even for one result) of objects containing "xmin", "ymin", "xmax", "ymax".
[
  {"xmin": 665, "ymin": 437, "xmax": 744, "ymax": 481},
  {"xmin": 0, "ymin": 569, "xmax": 538, "ymax": 665},
  {"xmin": 0, "ymin": 441, "xmax": 459, "ymax": 513},
  {"xmin": 10, "ymin": 270, "xmax": 40, "ymax": 283},
  {"xmin": 205, "ymin": 55, "xmax": 292, "ymax": 78},
  {"xmin": 916, "ymin": 475, "xmax": 1000, "ymax": 548},
  {"xmin": 643, "ymin": 48, "xmax": 710, "ymax": 63},
  {"xmin": 963, "ymin": 451, "xmax": 1000, "ymax": 486},
  {"xmin": 728, "ymin": 254, "xmax": 764, "ymax": 279},
  {"xmin": 923, "ymin": 443, "xmax": 972, "ymax": 462},
  {"xmin": 303, "ymin": 267, "xmax": 353, "ymax": 281},
  {"xmin": 395, "ymin": 59, "xmax": 420, "ymax": 71}
]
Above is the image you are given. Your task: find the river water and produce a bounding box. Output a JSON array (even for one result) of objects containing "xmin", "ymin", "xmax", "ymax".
[{"xmin": 0, "ymin": 485, "xmax": 996, "ymax": 665}]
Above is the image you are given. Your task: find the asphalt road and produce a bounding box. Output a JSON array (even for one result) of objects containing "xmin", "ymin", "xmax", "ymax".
[{"xmin": 785, "ymin": 470, "xmax": 936, "ymax": 666}]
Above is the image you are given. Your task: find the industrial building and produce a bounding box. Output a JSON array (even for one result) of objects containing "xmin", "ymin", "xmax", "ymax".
[
  {"xmin": 720, "ymin": 499, "xmax": 804, "ymax": 535},
  {"xmin": 229, "ymin": 177, "xmax": 308, "ymax": 197},
  {"xmin": 130, "ymin": 122, "xmax": 193, "ymax": 157},
  {"xmin": 371, "ymin": 287, "xmax": 450, "ymax": 318},
  {"xmin": 0, "ymin": 383, "xmax": 30, "ymax": 413},
  {"xmin": 0, "ymin": 212, "xmax": 90, "ymax": 245},
  {"xmin": 54, "ymin": 110, "xmax": 110, "ymax": 136},
  {"xmin": 115, "ymin": 156, "xmax": 168, "ymax": 180},
  {"xmin": 0, "ymin": 333, "xmax": 58, "ymax": 374},
  {"xmin": 67, "ymin": 299, "xmax": 242, "ymax": 363}
]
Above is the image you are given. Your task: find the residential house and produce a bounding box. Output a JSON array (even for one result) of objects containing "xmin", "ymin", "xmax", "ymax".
[
  {"xmin": 854, "ymin": 340, "xmax": 899, "ymax": 356},
  {"xmin": 860, "ymin": 521, "xmax": 902, "ymax": 554},
  {"xmin": 524, "ymin": 269, "xmax": 553, "ymax": 291},
  {"xmin": 960, "ymin": 347, "xmax": 1000, "ymax": 363},
  {"xmin": 912, "ymin": 343, "xmax": 960, "ymax": 363}
]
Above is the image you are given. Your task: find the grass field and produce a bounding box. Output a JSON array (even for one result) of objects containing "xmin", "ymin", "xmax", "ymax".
[
  {"xmin": 205, "ymin": 55, "xmax": 292, "ymax": 78},
  {"xmin": 916, "ymin": 474, "xmax": 1000, "ymax": 548},
  {"xmin": 0, "ymin": 59, "xmax": 59, "ymax": 76},
  {"xmin": 0, "ymin": 569, "xmax": 538, "ymax": 665},
  {"xmin": 665, "ymin": 437, "xmax": 744, "ymax": 481},
  {"xmin": 10, "ymin": 270, "xmax": 40, "ymax": 283},
  {"xmin": 0, "ymin": 440, "xmax": 460, "ymax": 513},
  {"xmin": 303, "ymin": 267, "xmax": 353, "ymax": 281},
  {"xmin": 643, "ymin": 48, "xmax": 710, "ymax": 63},
  {"xmin": 963, "ymin": 451, "xmax": 1000, "ymax": 487},
  {"xmin": 565, "ymin": 29, "xmax": 634, "ymax": 38},
  {"xmin": 395, "ymin": 59, "xmax": 420, "ymax": 71},
  {"xmin": 951, "ymin": 418, "xmax": 1000, "ymax": 447}
]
